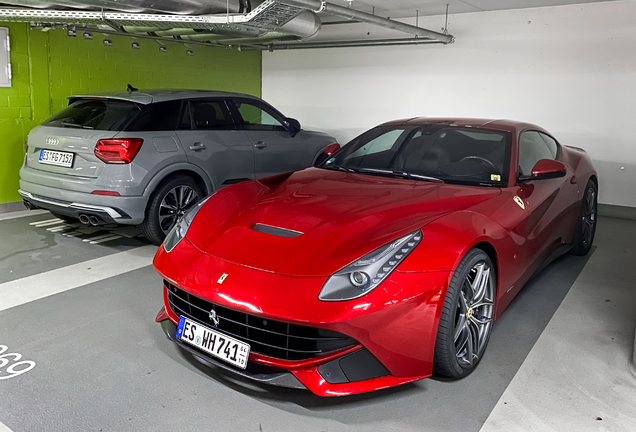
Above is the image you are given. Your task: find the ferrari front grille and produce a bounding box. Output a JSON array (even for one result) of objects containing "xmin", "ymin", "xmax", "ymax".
[{"xmin": 165, "ymin": 281, "xmax": 358, "ymax": 361}]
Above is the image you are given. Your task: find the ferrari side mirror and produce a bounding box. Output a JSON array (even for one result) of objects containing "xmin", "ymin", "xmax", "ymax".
[
  {"xmin": 531, "ymin": 159, "xmax": 567, "ymax": 180},
  {"xmin": 314, "ymin": 143, "xmax": 341, "ymax": 166}
]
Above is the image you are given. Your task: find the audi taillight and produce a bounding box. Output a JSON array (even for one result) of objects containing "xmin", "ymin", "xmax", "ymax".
[{"xmin": 95, "ymin": 138, "xmax": 144, "ymax": 164}]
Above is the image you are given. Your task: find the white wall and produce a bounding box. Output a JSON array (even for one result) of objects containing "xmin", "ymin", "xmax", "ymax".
[{"xmin": 263, "ymin": 1, "xmax": 636, "ymax": 208}]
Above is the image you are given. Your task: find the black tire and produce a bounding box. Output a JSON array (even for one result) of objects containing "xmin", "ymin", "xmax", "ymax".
[
  {"xmin": 433, "ymin": 248, "xmax": 496, "ymax": 379},
  {"xmin": 50, "ymin": 212, "xmax": 79, "ymax": 224},
  {"xmin": 141, "ymin": 176, "xmax": 203, "ymax": 245},
  {"xmin": 569, "ymin": 179, "xmax": 597, "ymax": 256}
]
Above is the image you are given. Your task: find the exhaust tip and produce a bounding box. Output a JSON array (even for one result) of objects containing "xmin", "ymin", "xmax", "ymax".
[
  {"xmin": 88, "ymin": 216, "xmax": 100, "ymax": 226},
  {"xmin": 79, "ymin": 214, "xmax": 90, "ymax": 225}
]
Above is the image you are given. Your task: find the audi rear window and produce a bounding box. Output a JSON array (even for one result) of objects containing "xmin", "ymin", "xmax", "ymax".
[
  {"xmin": 42, "ymin": 99, "xmax": 141, "ymax": 131},
  {"xmin": 126, "ymin": 100, "xmax": 182, "ymax": 131}
]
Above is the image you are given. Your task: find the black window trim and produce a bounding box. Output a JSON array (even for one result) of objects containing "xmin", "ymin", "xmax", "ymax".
[{"xmin": 517, "ymin": 129, "xmax": 562, "ymax": 183}]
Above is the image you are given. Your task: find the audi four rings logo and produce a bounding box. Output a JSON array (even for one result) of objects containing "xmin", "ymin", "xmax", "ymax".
[
  {"xmin": 209, "ymin": 309, "xmax": 220, "ymax": 327},
  {"xmin": 46, "ymin": 137, "xmax": 60, "ymax": 146}
]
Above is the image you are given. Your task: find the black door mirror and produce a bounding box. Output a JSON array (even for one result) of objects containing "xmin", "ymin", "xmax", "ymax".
[{"xmin": 283, "ymin": 117, "xmax": 301, "ymax": 137}]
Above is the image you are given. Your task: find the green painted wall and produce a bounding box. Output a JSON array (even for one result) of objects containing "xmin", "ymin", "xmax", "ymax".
[{"xmin": 0, "ymin": 22, "xmax": 261, "ymax": 204}]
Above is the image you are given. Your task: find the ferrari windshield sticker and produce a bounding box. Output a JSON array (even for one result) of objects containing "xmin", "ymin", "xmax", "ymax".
[
  {"xmin": 491, "ymin": 174, "xmax": 501, "ymax": 181},
  {"xmin": 514, "ymin": 196, "xmax": 525, "ymax": 210}
]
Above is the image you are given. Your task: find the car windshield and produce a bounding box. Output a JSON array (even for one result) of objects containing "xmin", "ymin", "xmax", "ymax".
[
  {"xmin": 42, "ymin": 99, "xmax": 141, "ymax": 131},
  {"xmin": 321, "ymin": 125, "xmax": 511, "ymax": 186}
]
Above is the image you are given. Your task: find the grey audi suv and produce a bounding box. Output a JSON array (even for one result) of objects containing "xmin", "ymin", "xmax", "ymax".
[{"xmin": 19, "ymin": 89, "xmax": 339, "ymax": 244}]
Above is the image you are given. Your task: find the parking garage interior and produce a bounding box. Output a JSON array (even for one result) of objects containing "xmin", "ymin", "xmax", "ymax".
[{"xmin": 1, "ymin": 1, "xmax": 636, "ymax": 431}]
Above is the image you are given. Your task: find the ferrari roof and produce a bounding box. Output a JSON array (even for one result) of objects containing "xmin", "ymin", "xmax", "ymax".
[{"xmin": 381, "ymin": 117, "xmax": 546, "ymax": 134}]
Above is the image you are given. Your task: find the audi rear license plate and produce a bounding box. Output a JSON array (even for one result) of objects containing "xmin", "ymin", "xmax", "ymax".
[
  {"xmin": 39, "ymin": 149, "xmax": 74, "ymax": 167},
  {"xmin": 177, "ymin": 316, "xmax": 250, "ymax": 369}
]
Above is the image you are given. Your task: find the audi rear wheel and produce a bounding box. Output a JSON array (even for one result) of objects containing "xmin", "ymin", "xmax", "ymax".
[{"xmin": 141, "ymin": 176, "xmax": 203, "ymax": 245}]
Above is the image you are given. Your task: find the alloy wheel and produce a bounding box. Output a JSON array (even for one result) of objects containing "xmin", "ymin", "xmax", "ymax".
[
  {"xmin": 454, "ymin": 262, "xmax": 495, "ymax": 367},
  {"xmin": 582, "ymin": 187, "xmax": 596, "ymax": 248},
  {"xmin": 158, "ymin": 185, "xmax": 199, "ymax": 234}
]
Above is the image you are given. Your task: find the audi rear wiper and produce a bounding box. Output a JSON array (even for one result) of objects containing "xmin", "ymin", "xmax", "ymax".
[{"xmin": 61, "ymin": 121, "xmax": 94, "ymax": 130}]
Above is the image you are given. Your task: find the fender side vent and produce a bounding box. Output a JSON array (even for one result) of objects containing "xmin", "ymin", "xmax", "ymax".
[{"xmin": 252, "ymin": 223, "xmax": 303, "ymax": 238}]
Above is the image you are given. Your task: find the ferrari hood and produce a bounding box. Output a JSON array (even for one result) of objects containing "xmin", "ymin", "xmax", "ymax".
[{"xmin": 186, "ymin": 168, "xmax": 500, "ymax": 276}]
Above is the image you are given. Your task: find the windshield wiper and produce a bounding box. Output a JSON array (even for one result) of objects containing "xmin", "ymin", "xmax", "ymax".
[
  {"xmin": 355, "ymin": 168, "xmax": 444, "ymax": 183},
  {"xmin": 400, "ymin": 172, "xmax": 444, "ymax": 183},
  {"xmin": 356, "ymin": 168, "xmax": 394, "ymax": 175},
  {"xmin": 61, "ymin": 121, "xmax": 94, "ymax": 130},
  {"xmin": 324, "ymin": 164, "xmax": 355, "ymax": 173}
]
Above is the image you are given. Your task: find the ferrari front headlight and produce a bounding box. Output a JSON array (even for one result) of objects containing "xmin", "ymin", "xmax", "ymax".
[
  {"xmin": 162, "ymin": 195, "xmax": 212, "ymax": 253},
  {"xmin": 318, "ymin": 230, "xmax": 422, "ymax": 301}
]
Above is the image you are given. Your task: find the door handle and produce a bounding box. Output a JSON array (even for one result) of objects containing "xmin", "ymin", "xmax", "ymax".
[
  {"xmin": 189, "ymin": 142, "xmax": 206, "ymax": 151},
  {"xmin": 254, "ymin": 141, "xmax": 267, "ymax": 149}
]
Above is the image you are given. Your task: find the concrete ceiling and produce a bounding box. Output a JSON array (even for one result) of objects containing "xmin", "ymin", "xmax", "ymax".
[
  {"xmin": 0, "ymin": 0, "xmax": 619, "ymax": 50},
  {"xmin": 326, "ymin": 0, "xmax": 617, "ymax": 18}
]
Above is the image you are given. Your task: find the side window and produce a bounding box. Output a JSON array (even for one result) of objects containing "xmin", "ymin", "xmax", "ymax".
[
  {"xmin": 519, "ymin": 131, "xmax": 556, "ymax": 177},
  {"xmin": 232, "ymin": 100, "xmax": 285, "ymax": 131},
  {"xmin": 346, "ymin": 129, "xmax": 404, "ymax": 160},
  {"xmin": 126, "ymin": 100, "xmax": 181, "ymax": 131},
  {"xmin": 188, "ymin": 100, "xmax": 234, "ymax": 130},
  {"xmin": 178, "ymin": 102, "xmax": 192, "ymax": 130},
  {"xmin": 539, "ymin": 133, "xmax": 559, "ymax": 159}
]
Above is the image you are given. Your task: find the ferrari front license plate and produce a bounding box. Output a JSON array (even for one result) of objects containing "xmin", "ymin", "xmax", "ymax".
[
  {"xmin": 39, "ymin": 149, "xmax": 74, "ymax": 167},
  {"xmin": 177, "ymin": 316, "xmax": 250, "ymax": 369}
]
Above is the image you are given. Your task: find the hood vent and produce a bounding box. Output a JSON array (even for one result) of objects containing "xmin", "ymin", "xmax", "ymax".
[{"xmin": 252, "ymin": 223, "xmax": 303, "ymax": 238}]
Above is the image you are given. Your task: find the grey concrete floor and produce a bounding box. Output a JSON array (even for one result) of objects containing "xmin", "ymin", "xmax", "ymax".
[{"xmin": 0, "ymin": 212, "xmax": 634, "ymax": 432}]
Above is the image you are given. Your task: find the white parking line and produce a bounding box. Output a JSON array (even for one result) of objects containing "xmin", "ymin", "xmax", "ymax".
[
  {"xmin": 28, "ymin": 218, "xmax": 59, "ymax": 226},
  {"xmin": 0, "ymin": 421, "xmax": 15, "ymax": 432},
  {"xmin": 62, "ymin": 231, "xmax": 83, "ymax": 237},
  {"xmin": 90, "ymin": 235, "xmax": 123, "ymax": 245},
  {"xmin": 31, "ymin": 220, "xmax": 65, "ymax": 228},
  {"xmin": 0, "ymin": 209, "xmax": 47, "ymax": 222},
  {"xmin": 83, "ymin": 233, "xmax": 115, "ymax": 242},
  {"xmin": 0, "ymin": 245, "xmax": 157, "ymax": 312},
  {"xmin": 47, "ymin": 225, "xmax": 71, "ymax": 233}
]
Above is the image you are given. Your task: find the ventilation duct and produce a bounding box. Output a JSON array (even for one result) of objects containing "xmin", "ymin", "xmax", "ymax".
[
  {"xmin": 0, "ymin": 0, "xmax": 322, "ymax": 39},
  {"xmin": 2, "ymin": 0, "xmax": 260, "ymax": 15}
]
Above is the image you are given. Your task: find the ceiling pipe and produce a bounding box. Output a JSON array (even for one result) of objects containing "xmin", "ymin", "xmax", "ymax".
[
  {"xmin": 177, "ymin": 33, "xmax": 242, "ymax": 42},
  {"xmin": 278, "ymin": 0, "xmax": 454, "ymax": 44},
  {"xmin": 216, "ymin": 33, "xmax": 299, "ymax": 45},
  {"xmin": 240, "ymin": 37, "xmax": 444, "ymax": 51}
]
